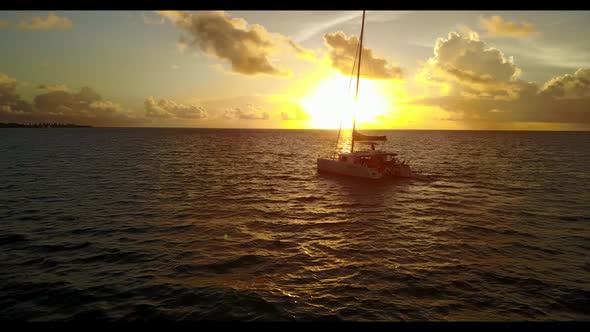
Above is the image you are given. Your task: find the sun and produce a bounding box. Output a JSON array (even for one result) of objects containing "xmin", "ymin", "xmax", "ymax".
[{"xmin": 300, "ymin": 74, "xmax": 390, "ymax": 129}]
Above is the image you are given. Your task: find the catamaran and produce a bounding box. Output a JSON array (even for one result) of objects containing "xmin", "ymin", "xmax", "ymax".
[{"xmin": 317, "ymin": 10, "xmax": 413, "ymax": 179}]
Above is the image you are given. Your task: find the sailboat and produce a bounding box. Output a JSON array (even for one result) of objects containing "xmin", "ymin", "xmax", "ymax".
[{"xmin": 317, "ymin": 10, "xmax": 413, "ymax": 179}]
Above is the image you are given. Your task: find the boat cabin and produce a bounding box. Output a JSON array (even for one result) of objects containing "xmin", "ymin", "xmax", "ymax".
[{"xmin": 338, "ymin": 151, "xmax": 398, "ymax": 167}]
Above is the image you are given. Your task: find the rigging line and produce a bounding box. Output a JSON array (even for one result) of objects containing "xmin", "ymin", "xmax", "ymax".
[
  {"xmin": 347, "ymin": 35, "xmax": 360, "ymax": 94},
  {"xmin": 335, "ymin": 30, "xmax": 359, "ymax": 156},
  {"xmin": 334, "ymin": 33, "xmax": 361, "ymax": 156},
  {"xmin": 334, "ymin": 116, "xmax": 343, "ymax": 157},
  {"xmin": 351, "ymin": 10, "xmax": 366, "ymax": 153},
  {"xmin": 333, "ymin": 115, "xmax": 343, "ymax": 157}
]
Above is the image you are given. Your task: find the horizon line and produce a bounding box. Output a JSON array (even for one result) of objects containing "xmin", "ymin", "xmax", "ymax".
[{"xmin": 17, "ymin": 126, "xmax": 588, "ymax": 132}]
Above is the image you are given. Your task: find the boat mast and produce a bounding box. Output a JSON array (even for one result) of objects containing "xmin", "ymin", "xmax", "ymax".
[{"xmin": 351, "ymin": 10, "xmax": 365, "ymax": 153}]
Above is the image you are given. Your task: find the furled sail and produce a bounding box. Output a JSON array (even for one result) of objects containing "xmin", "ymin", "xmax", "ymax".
[{"xmin": 353, "ymin": 130, "xmax": 386, "ymax": 141}]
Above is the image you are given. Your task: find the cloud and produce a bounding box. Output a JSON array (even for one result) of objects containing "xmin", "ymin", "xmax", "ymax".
[
  {"xmin": 324, "ymin": 31, "xmax": 403, "ymax": 80},
  {"xmin": 412, "ymin": 32, "xmax": 590, "ymax": 125},
  {"xmin": 32, "ymin": 87, "xmax": 139, "ymax": 126},
  {"xmin": 18, "ymin": 12, "xmax": 73, "ymax": 30},
  {"xmin": 156, "ymin": 10, "xmax": 187, "ymax": 25},
  {"xmin": 0, "ymin": 20, "xmax": 10, "ymax": 28},
  {"xmin": 0, "ymin": 73, "xmax": 33, "ymax": 115},
  {"xmin": 38, "ymin": 84, "xmax": 70, "ymax": 92},
  {"xmin": 285, "ymin": 38, "xmax": 317, "ymax": 61},
  {"xmin": 158, "ymin": 11, "xmax": 298, "ymax": 76},
  {"xmin": 281, "ymin": 107, "xmax": 312, "ymax": 120},
  {"xmin": 86, "ymin": 100, "xmax": 124, "ymax": 115},
  {"xmin": 418, "ymin": 31, "xmax": 523, "ymax": 98},
  {"xmin": 293, "ymin": 11, "xmax": 411, "ymax": 44},
  {"xmin": 540, "ymin": 68, "xmax": 590, "ymax": 99},
  {"xmin": 32, "ymin": 86, "xmax": 125, "ymax": 120},
  {"xmin": 480, "ymin": 15, "xmax": 537, "ymax": 38},
  {"xmin": 1, "ymin": 73, "xmax": 140, "ymax": 126},
  {"xmin": 0, "ymin": 73, "xmax": 18, "ymax": 93},
  {"xmin": 144, "ymin": 96, "xmax": 208, "ymax": 119},
  {"xmin": 145, "ymin": 97, "xmax": 208, "ymax": 119},
  {"xmin": 412, "ymin": 87, "xmax": 590, "ymax": 124},
  {"xmin": 223, "ymin": 105, "xmax": 269, "ymax": 120},
  {"xmin": 195, "ymin": 94, "xmax": 300, "ymax": 123}
]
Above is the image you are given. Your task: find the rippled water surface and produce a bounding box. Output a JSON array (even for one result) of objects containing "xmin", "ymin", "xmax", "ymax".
[{"xmin": 1, "ymin": 128, "xmax": 589, "ymax": 321}]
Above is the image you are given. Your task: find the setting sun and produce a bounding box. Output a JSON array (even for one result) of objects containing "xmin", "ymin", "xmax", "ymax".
[{"xmin": 300, "ymin": 74, "xmax": 391, "ymax": 129}]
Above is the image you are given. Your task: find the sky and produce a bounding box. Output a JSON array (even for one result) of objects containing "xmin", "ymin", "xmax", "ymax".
[{"xmin": 1, "ymin": 10, "xmax": 590, "ymax": 130}]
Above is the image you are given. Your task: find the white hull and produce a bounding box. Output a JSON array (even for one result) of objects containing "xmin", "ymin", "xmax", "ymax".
[
  {"xmin": 317, "ymin": 152, "xmax": 413, "ymax": 179},
  {"xmin": 317, "ymin": 158, "xmax": 383, "ymax": 179}
]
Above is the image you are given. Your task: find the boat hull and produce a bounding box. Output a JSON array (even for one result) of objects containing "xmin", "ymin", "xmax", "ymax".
[
  {"xmin": 317, "ymin": 157, "xmax": 413, "ymax": 179},
  {"xmin": 317, "ymin": 158, "xmax": 384, "ymax": 179},
  {"xmin": 387, "ymin": 162, "xmax": 413, "ymax": 178}
]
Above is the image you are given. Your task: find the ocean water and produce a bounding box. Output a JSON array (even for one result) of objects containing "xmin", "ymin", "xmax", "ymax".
[{"xmin": 0, "ymin": 128, "xmax": 589, "ymax": 321}]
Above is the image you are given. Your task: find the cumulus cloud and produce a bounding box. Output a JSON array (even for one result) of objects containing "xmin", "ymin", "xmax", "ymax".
[
  {"xmin": 86, "ymin": 100, "xmax": 124, "ymax": 115},
  {"xmin": 480, "ymin": 15, "xmax": 538, "ymax": 37},
  {"xmin": 412, "ymin": 32, "xmax": 590, "ymax": 125},
  {"xmin": 223, "ymin": 105, "xmax": 269, "ymax": 120},
  {"xmin": 324, "ymin": 31, "xmax": 403, "ymax": 80},
  {"xmin": 418, "ymin": 31, "xmax": 523, "ymax": 98},
  {"xmin": 157, "ymin": 11, "xmax": 312, "ymax": 76},
  {"xmin": 0, "ymin": 72, "xmax": 140, "ymax": 126},
  {"xmin": 32, "ymin": 87, "xmax": 129, "ymax": 122},
  {"xmin": 0, "ymin": 72, "xmax": 33, "ymax": 115},
  {"xmin": 144, "ymin": 96, "xmax": 208, "ymax": 119},
  {"xmin": 540, "ymin": 68, "xmax": 590, "ymax": 99},
  {"xmin": 18, "ymin": 12, "xmax": 73, "ymax": 30}
]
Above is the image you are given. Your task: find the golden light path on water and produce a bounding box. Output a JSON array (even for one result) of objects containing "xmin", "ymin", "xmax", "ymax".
[{"xmin": 1, "ymin": 128, "xmax": 589, "ymax": 321}]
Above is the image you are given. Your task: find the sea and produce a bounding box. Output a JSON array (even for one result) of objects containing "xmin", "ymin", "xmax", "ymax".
[{"xmin": 0, "ymin": 128, "xmax": 589, "ymax": 321}]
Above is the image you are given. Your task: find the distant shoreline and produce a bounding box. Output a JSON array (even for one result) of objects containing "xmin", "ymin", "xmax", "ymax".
[{"xmin": 0, "ymin": 123, "xmax": 92, "ymax": 128}]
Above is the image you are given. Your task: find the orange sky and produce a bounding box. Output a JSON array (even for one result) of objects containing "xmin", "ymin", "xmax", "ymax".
[{"xmin": 1, "ymin": 11, "xmax": 590, "ymax": 130}]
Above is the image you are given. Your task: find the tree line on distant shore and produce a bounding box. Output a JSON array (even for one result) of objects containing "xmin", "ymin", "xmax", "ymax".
[{"xmin": 0, "ymin": 122, "xmax": 92, "ymax": 128}]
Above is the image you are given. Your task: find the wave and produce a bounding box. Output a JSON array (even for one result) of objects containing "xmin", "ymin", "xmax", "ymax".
[
  {"xmin": 0, "ymin": 233, "xmax": 28, "ymax": 246},
  {"xmin": 1, "ymin": 129, "xmax": 589, "ymax": 321}
]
